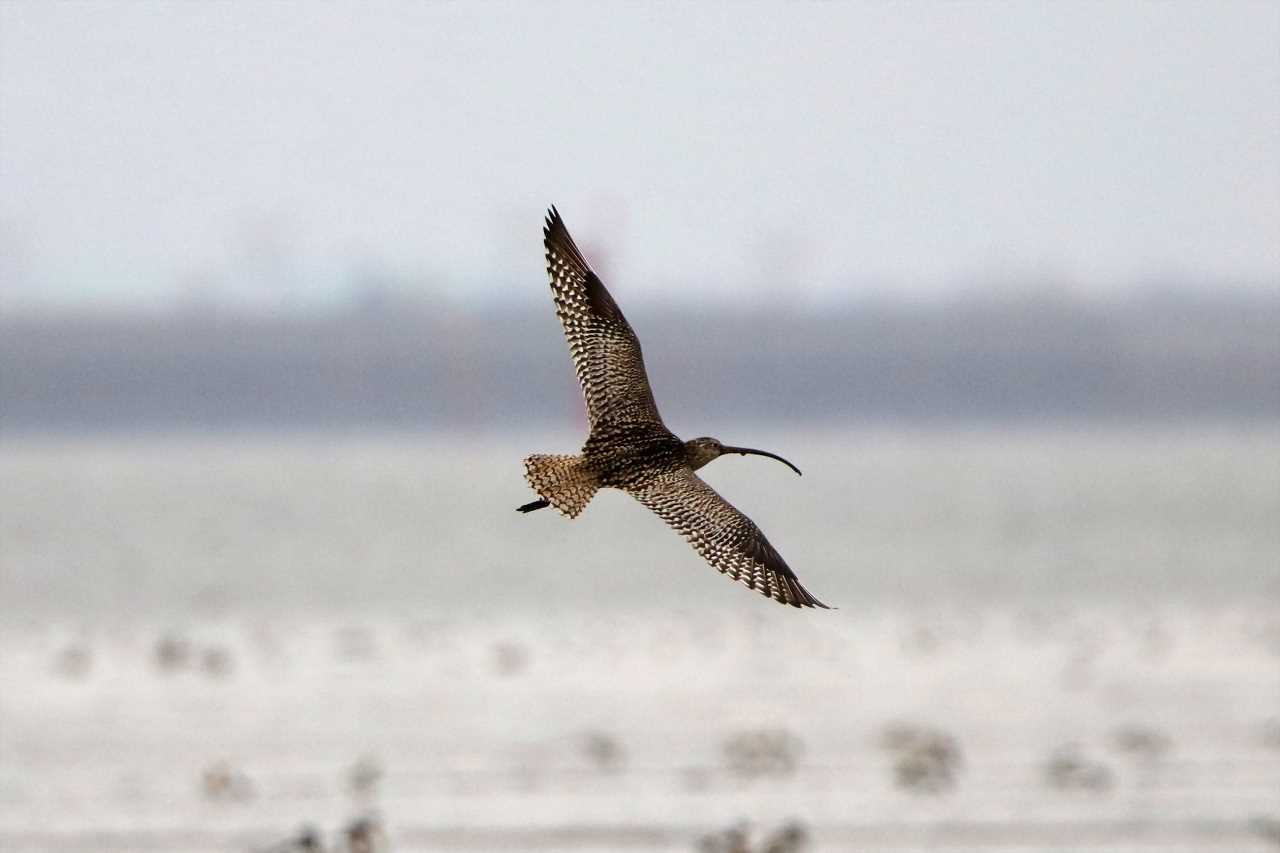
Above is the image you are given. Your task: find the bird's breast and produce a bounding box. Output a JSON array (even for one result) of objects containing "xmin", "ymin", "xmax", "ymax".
[{"xmin": 582, "ymin": 423, "xmax": 684, "ymax": 489}]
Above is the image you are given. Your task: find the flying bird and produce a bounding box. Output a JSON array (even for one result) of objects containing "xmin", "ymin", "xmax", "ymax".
[{"xmin": 517, "ymin": 207, "xmax": 829, "ymax": 609}]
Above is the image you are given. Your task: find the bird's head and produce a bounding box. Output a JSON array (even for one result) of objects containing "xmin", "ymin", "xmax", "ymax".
[{"xmin": 683, "ymin": 436, "xmax": 802, "ymax": 476}]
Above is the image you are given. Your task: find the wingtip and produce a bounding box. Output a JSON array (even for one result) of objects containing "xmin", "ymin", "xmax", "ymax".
[
  {"xmin": 772, "ymin": 579, "xmax": 828, "ymax": 609},
  {"xmin": 785, "ymin": 596, "xmax": 831, "ymax": 609},
  {"xmin": 544, "ymin": 205, "xmax": 567, "ymax": 244}
]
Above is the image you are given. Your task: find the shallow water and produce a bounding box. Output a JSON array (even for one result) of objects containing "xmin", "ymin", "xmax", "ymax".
[
  {"xmin": 3, "ymin": 427, "xmax": 1277, "ymax": 615},
  {"xmin": 2, "ymin": 429, "xmax": 1278, "ymax": 851}
]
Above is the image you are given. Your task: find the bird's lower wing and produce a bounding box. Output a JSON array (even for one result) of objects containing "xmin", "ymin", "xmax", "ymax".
[
  {"xmin": 628, "ymin": 467, "xmax": 830, "ymax": 609},
  {"xmin": 544, "ymin": 207, "xmax": 665, "ymax": 427}
]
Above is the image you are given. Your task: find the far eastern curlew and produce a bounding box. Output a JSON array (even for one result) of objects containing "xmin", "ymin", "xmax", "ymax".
[{"xmin": 517, "ymin": 207, "xmax": 829, "ymax": 609}]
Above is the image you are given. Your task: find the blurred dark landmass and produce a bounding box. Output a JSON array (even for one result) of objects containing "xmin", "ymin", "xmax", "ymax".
[{"xmin": 2, "ymin": 288, "xmax": 1277, "ymax": 432}]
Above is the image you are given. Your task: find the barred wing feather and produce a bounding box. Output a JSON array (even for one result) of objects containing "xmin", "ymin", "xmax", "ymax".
[
  {"xmin": 543, "ymin": 207, "xmax": 664, "ymax": 427},
  {"xmin": 629, "ymin": 467, "xmax": 829, "ymax": 609}
]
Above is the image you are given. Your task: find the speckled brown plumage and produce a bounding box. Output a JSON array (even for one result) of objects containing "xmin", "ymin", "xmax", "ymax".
[
  {"xmin": 523, "ymin": 453, "xmax": 597, "ymax": 519},
  {"xmin": 543, "ymin": 207, "xmax": 662, "ymax": 428},
  {"xmin": 631, "ymin": 467, "xmax": 828, "ymax": 608},
  {"xmin": 521, "ymin": 206, "xmax": 829, "ymax": 609}
]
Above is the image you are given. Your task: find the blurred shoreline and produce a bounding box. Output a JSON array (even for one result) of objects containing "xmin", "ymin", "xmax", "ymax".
[
  {"xmin": 4, "ymin": 604, "xmax": 1278, "ymax": 852},
  {"xmin": 4, "ymin": 288, "xmax": 1278, "ymax": 433}
]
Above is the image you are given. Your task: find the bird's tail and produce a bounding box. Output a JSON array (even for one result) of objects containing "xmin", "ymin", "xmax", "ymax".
[{"xmin": 522, "ymin": 454, "xmax": 598, "ymax": 519}]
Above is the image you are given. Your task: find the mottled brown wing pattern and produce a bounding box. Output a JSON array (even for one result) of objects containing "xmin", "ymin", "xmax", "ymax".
[
  {"xmin": 629, "ymin": 467, "xmax": 830, "ymax": 609},
  {"xmin": 544, "ymin": 207, "xmax": 664, "ymax": 427}
]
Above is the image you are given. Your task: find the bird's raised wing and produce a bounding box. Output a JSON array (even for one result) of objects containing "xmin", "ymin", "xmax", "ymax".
[
  {"xmin": 628, "ymin": 467, "xmax": 830, "ymax": 608},
  {"xmin": 543, "ymin": 207, "xmax": 664, "ymax": 427}
]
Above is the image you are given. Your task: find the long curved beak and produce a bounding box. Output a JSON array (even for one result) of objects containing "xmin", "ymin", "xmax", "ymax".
[{"xmin": 720, "ymin": 445, "xmax": 803, "ymax": 476}]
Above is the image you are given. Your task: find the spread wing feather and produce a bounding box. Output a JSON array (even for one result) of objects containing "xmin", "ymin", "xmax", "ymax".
[
  {"xmin": 544, "ymin": 207, "xmax": 664, "ymax": 427},
  {"xmin": 629, "ymin": 467, "xmax": 830, "ymax": 608}
]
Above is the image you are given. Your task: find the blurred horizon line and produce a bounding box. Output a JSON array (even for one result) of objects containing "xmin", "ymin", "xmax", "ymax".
[
  {"xmin": 3, "ymin": 270, "xmax": 1278, "ymax": 319},
  {"xmin": 3, "ymin": 284, "xmax": 1277, "ymax": 433}
]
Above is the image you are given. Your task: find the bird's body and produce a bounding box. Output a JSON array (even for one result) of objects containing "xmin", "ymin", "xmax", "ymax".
[
  {"xmin": 584, "ymin": 420, "xmax": 684, "ymax": 490},
  {"xmin": 519, "ymin": 207, "xmax": 829, "ymax": 609}
]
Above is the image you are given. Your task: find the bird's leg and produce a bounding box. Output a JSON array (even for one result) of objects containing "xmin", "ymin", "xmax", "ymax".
[{"xmin": 517, "ymin": 498, "xmax": 550, "ymax": 513}]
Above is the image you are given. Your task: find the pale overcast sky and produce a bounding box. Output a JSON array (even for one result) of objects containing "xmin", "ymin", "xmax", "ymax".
[{"xmin": 1, "ymin": 1, "xmax": 1277, "ymax": 309}]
